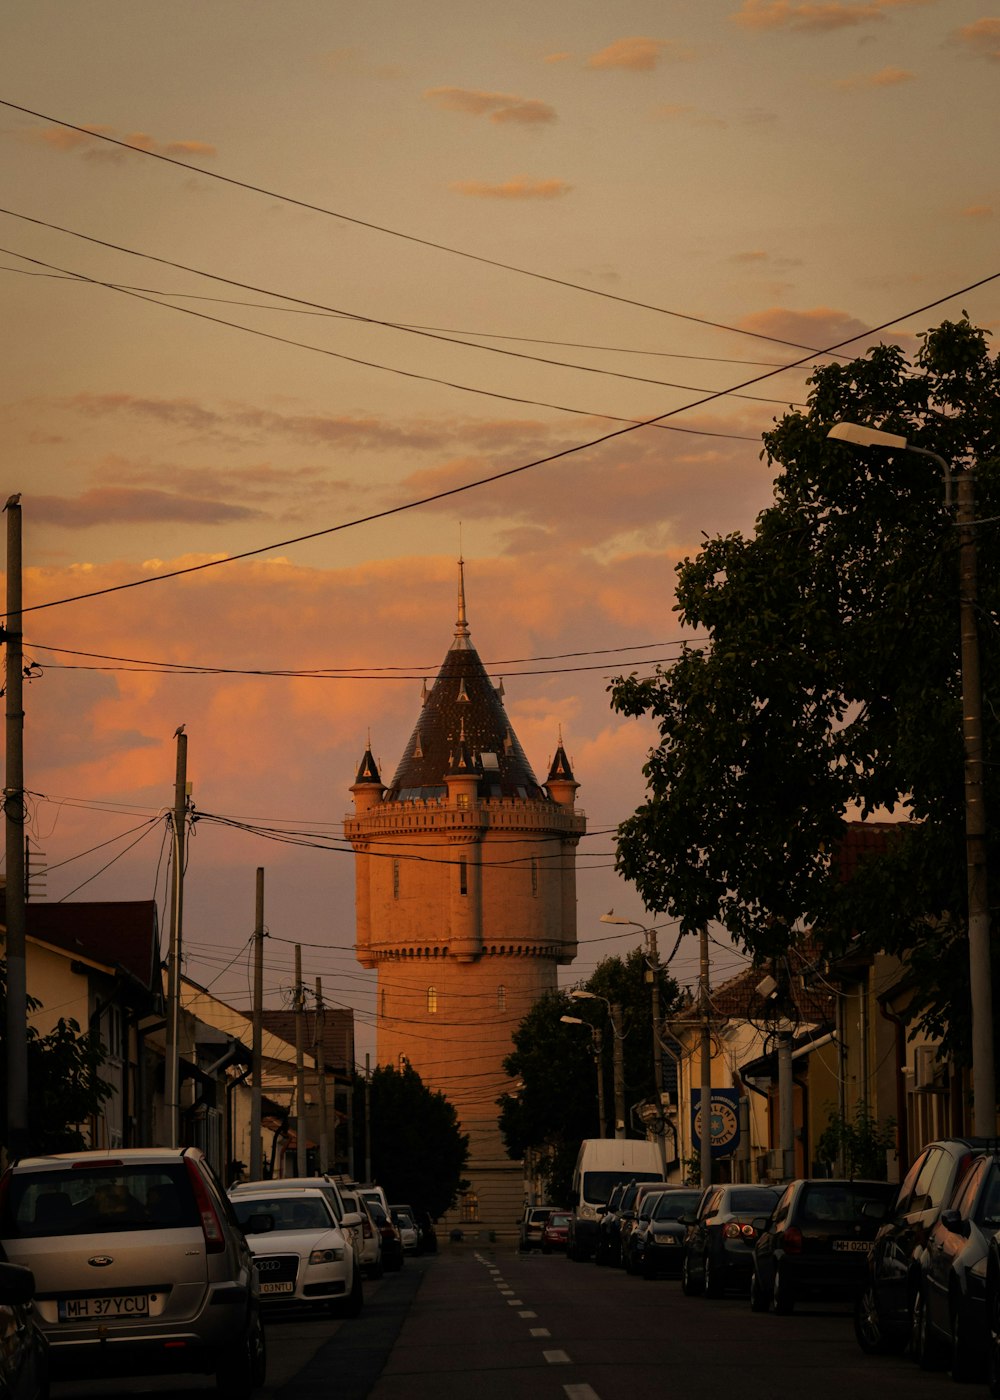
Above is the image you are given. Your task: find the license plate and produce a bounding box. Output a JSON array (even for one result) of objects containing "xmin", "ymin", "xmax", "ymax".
[
  {"xmin": 832, "ymin": 1239, "xmax": 869, "ymax": 1253},
  {"xmin": 59, "ymin": 1294, "xmax": 150, "ymax": 1321},
  {"xmin": 260, "ymin": 1281, "xmax": 295, "ymax": 1295}
]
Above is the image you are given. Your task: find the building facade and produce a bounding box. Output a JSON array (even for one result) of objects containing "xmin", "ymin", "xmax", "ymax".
[{"xmin": 346, "ymin": 565, "xmax": 585, "ymax": 1228}]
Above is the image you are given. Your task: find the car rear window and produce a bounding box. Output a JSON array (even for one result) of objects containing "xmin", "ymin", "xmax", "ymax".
[
  {"xmin": 797, "ymin": 1183, "xmax": 896, "ymax": 1225},
  {"xmin": 653, "ymin": 1190, "xmax": 702, "ymax": 1220},
  {"xmin": 728, "ymin": 1188, "xmax": 782, "ymax": 1214},
  {"xmin": 3, "ymin": 1163, "xmax": 199, "ymax": 1238}
]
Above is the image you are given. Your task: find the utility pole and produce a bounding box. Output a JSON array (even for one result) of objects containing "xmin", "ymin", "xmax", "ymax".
[
  {"xmin": 611, "ymin": 1002, "xmax": 625, "ymax": 1140},
  {"xmin": 594, "ymin": 1026, "xmax": 606, "ymax": 1138},
  {"xmin": 294, "ymin": 945, "xmax": 307, "ymax": 1175},
  {"xmin": 250, "ymin": 868, "xmax": 264, "ymax": 1181},
  {"xmin": 364, "ymin": 1054, "xmax": 372, "ymax": 1182},
  {"xmin": 646, "ymin": 927, "xmax": 666, "ymax": 1170},
  {"xmin": 165, "ymin": 728, "xmax": 188, "ymax": 1149},
  {"xmin": 315, "ymin": 977, "xmax": 329, "ymax": 1174},
  {"xmin": 778, "ymin": 1029, "xmax": 794, "ymax": 1179},
  {"xmin": 699, "ymin": 926, "xmax": 713, "ymax": 1189},
  {"xmin": 4, "ymin": 497, "xmax": 27, "ymax": 1158}
]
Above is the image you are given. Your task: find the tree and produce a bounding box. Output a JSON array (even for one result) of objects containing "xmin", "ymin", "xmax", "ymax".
[
  {"xmin": 497, "ymin": 949, "xmax": 680, "ymax": 1201},
  {"xmin": 0, "ymin": 961, "xmax": 113, "ymax": 1154},
  {"xmin": 353, "ymin": 1063, "xmax": 468, "ymax": 1221},
  {"xmin": 609, "ymin": 319, "xmax": 1000, "ymax": 1066}
]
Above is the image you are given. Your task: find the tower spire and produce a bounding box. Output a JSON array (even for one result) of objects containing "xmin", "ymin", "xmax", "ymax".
[{"xmin": 453, "ymin": 556, "xmax": 471, "ymax": 650}]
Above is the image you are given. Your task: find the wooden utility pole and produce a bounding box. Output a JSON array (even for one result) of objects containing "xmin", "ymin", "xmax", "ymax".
[
  {"xmin": 611, "ymin": 1003, "xmax": 625, "ymax": 1140},
  {"xmin": 294, "ymin": 945, "xmax": 307, "ymax": 1175},
  {"xmin": 250, "ymin": 868, "xmax": 264, "ymax": 1181},
  {"xmin": 4, "ymin": 498, "xmax": 27, "ymax": 1157},
  {"xmin": 315, "ymin": 977, "xmax": 329, "ymax": 1174},
  {"xmin": 164, "ymin": 729, "xmax": 188, "ymax": 1148},
  {"xmin": 699, "ymin": 926, "xmax": 713, "ymax": 1189},
  {"xmin": 364, "ymin": 1054, "xmax": 372, "ymax": 1182}
]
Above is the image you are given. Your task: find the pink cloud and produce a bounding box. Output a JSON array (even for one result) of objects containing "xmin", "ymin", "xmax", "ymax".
[
  {"xmin": 449, "ymin": 176, "xmax": 572, "ymax": 200},
  {"xmin": 953, "ymin": 18, "xmax": 1000, "ymax": 60},
  {"xmin": 834, "ymin": 65, "xmax": 915, "ymax": 88},
  {"xmin": 586, "ymin": 36, "xmax": 693, "ymax": 70},
  {"xmin": 732, "ymin": 0, "xmax": 936, "ymax": 31},
  {"xmin": 737, "ymin": 305, "xmax": 874, "ymax": 352},
  {"xmin": 424, "ymin": 88, "xmax": 557, "ymax": 125}
]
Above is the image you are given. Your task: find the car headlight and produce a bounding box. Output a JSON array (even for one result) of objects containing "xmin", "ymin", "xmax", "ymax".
[{"xmin": 309, "ymin": 1247, "xmax": 345, "ymax": 1264}]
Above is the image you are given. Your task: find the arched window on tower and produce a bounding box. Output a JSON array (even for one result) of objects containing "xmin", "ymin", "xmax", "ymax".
[
  {"xmin": 399, "ymin": 1053, "xmax": 409, "ymax": 1071},
  {"xmin": 531, "ymin": 856, "xmax": 538, "ymax": 896},
  {"xmin": 497, "ymin": 984, "xmax": 507, "ymax": 1012},
  {"xmin": 392, "ymin": 859, "xmax": 400, "ymax": 899},
  {"xmin": 459, "ymin": 858, "xmax": 468, "ymax": 895},
  {"xmin": 427, "ymin": 985, "xmax": 438, "ymax": 1014},
  {"xmin": 381, "ymin": 988, "xmax": 387, "ymax": 1017}
]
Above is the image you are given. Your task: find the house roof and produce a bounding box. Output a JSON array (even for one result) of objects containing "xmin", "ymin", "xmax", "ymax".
[
  {"xmin": 1, "ymin": 891, "xmax": 161, "ymax": 994},
  {"xmin": 259, "ymin": 1008, "xmax": 355, "ymax": 1077}
]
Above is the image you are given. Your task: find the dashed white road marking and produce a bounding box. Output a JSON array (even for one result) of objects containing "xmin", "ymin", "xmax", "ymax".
[
  {"xmin": 518, "ymin": 1310, "xmax": 537, "ymax": 1318},
  {"xmin": 506, "ymin": 1298, "xmax": 523, "ymax": 1305},
  {"xmin": 543, "ymin": 1349, "xmax": 571, "ymax": 1364},
  {"xmin": 563, "ymin": 1387, "xmax": 601, "ymax": 1400},
  {"xmin": 529, "ymin": 1327, "xmax": 551, "ymax": 1338}
]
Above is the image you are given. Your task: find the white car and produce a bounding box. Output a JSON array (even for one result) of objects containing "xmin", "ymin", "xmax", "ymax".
[
  {"xmin": 229, "ymin": 1187, "xmax": 362, "ymax": 1317},
  {"xmin": 391, "ymin": 1206, "xmax": 419, "ymax": 1253},
  {"xmin": 231, "ymin": 1176, "xmax": 364, "ymax": 1272},
  {"xmin": 340, "ymin": 1189, "xmax": 383, "ymax": 1279}
]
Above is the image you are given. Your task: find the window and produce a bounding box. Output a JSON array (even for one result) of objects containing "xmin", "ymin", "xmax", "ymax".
[
  {"xmin": 427, "ymin": 986, "xmax": 438, "ymax": 1014},
  {"xmin": 398, "ymin": 1053, "xmax": 409, "ymax": 1071},
  {"xmin": 460, "ymin": 1190, "xmax": 480, "ymax": 1223},
  {"xmin": 380, "ymin": 988, "xmax": 387, "ymax": 1017},
  {"xmin": 497, "ymin": 984, "xmax": 507, "ymax": 1011},
  {"xmin": 531, "ymin": 856, "xmax": 538, "ymax": 896},
  {"xmin": 392, "ymin": 859, "xmax": 400, "ymax": 898},
  {"xmin": 459, "ymin": 858, "xmax": 468, "ymax": 895},
  {"xmin": 456, "ymin": 793, "xmax": 469, "ymax": 809}
]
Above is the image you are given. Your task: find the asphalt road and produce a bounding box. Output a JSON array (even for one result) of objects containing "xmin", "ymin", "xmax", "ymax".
[{"xmin": 51, "ymin": 1243, "xmax": 960, "ymax": 1400}]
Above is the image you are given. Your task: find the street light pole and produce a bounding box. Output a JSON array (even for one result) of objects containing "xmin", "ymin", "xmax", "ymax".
[
  {"xmin": 600, "ymin": 912, "xmax": 668, "ymax": 1166},
  {"xmin": 829, "ymin": 422, "xmax": 995, "ymax": 1132},
  {"xmin": 570, "ymin": 990, "xmax": 626, "ymax": 1139},
  {"xmin": 561, "ymin": 1015, "xmax": 606, "ymax": 1137}
]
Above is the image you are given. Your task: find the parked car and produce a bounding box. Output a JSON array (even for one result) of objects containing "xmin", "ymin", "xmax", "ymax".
[
  {"xmin": 619, "ymin": 1182, "xmax": 672, "ymax": 1272},
  {"xmin": 366, "ymin": 1201, "xmax": 404, "ymax": 1271},
  {"xmin": 682, "ymin": 1183, "xmax": 784, "ymax": 1298},
  {"xmin": 541, "ymin": 1213, "xmax": 571, "ymax": 1254},
  {"xmin": 628, "ymin": 1187, "xmax": 703, "ymax": 1279},
  {"xmin": 339, "ymin": 1189, "xmax": 383, "ymax": 1280},
  {"xmin": 412, "ymin": 1209, "xmax": 438, "ymax": 1255},
  {"xmin": 750, "ymin": 1178, "xmax": 895, "ymax": 1314},
  {"xmin": 230, "ymin": 1186, "xmax": 362, "ymax": 1317},
  {"xmin": 855, "ymin": 1136, "xmax": 987, "ymax": 1355},
  {"xmin": 0, "ymin": 1146, "xmax": 265, "ymax": 1399},
  {"xmin": 231, "ymin": 1175, "xmax": 364, "ymax": 1270},
  {"xmin": 391, "ymin": 1207, "xmax": 419, "ymax": 1253},
  {"xmin": 593, "ymin": 1183, "xmax": 628, "ymax": 1266},
  {"xmin": 518, "ymin": 1205, "xmax": 556, "ymax": 1252},
  {"xmin": 0, "ymin": 1257, "xmax": 48, "ymax": 1400},
  {"xmin": 912, "ymin": 1151, "xmax": 1000, "ymax": 1379}
]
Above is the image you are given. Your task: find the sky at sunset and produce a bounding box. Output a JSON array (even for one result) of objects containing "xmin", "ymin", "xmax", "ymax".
[{"xmin": 2, "ymin": 0, "xmax": 998, "ymax": 1067}]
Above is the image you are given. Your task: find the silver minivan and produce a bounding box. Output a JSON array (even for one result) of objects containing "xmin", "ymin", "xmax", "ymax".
[{"xmin": 0, "ymin": 1146, "xmax": 265, "ymax": 1399}]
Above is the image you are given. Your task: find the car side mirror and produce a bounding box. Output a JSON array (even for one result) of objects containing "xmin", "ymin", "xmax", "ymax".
[
  {"xmin": 938, "ymin": 1208, "xmax": 970, "ymax": 1237},
  {"xmin": 341, "ymin": 1211, "xmax": 363, "ymax": 1229}
]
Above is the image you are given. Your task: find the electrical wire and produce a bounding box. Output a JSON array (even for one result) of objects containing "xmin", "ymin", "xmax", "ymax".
[{"xmin": 55, "ymin": 817, "xmax": 164, "ymax": 901}]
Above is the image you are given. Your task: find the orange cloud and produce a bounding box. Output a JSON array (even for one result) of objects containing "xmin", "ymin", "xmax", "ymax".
[
  {"xmin": 21, "ymin": 123, "xmax": 216, "ymax": 159},
  {"xmin": 953, "ymin": 18, "xmax": 1000, "ymax": 60},
  {"xmin": 962, "ymin": 205, "xmax": 994, "ymax": 219},
  {"xmin": 543, "ymin": 51, "xmax": 573, "ymax": 64},
  {"xmin": 586, "ymin": 36, "xmax": 693, "ymax": 70},
  {"xmin": 424, "ymin": 88, "xmax": 557, "ymax": 125},
  {"xmin": 449, "ymin": 176, "xmax": 572, "ymax": 200},
  {"xmin": 834, "ymin": 65, "xmax": 915, "ymax": 88},
  {"xmin": 732, "ymin": 0, "xmax": 936, "ymax": 30},
  {"xmin": 32, "ymin": 488, "xmax": 262, "ymax": 529},
  {"xmin": 737, "ymin": 305, "xmax": 874, "ymax": 353}
]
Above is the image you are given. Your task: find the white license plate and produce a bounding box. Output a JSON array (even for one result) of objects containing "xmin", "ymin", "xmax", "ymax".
[
  {"xmin": 59, "ymin": 1294, "xmax": 150, "ymax": 1321},
  {"xmin": 832, "ymin": 1239, "xmax": 869, "ymax": 1253},
  {"xmin": 260, "ymin": 1281, "xmax": 295, "ymax": 1295}
]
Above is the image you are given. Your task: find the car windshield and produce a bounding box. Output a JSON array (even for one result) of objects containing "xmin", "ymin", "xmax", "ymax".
[
  {"xmin": 2, "ymin": 1163, "xmax": 198, "ymax": 1237},
  {"xmin": 231, "ymin": 1195, "xmax": 333, "ymax": 1232},
  {"xmin": 653, "ymin": 1191, "xmax": 702, "ymax": 1221}
]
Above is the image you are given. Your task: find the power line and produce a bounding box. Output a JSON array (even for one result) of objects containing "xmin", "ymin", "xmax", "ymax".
[{"xmin": 20, "ymin": 264, "xmax": 1000, "ymax": 619}]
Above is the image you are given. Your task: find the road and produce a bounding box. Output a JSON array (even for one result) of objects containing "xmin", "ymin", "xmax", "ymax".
[{"xmin": 52, "ymin": 1242, "xmax": 954, "ymax": 1400}]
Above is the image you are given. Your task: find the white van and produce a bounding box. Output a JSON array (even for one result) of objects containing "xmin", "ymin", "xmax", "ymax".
[{"xmin": 568, "ymin": 1139, "xmax": 665, "ymax": 1261}]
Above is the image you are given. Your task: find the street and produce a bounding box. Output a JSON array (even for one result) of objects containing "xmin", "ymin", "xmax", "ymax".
[{"xmin": 52, "ymin": 1240, "xmax": 958, "ymax": 1400}]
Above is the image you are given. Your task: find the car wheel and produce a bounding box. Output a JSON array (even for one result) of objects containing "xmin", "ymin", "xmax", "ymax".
[
  {"xmin": 704, "ymin": 1254, "xmax": 724, "ymax": 1299},
  {"xmin": 951, "ymin": 1298, "xmax": 980, "ymax": 1383},
  {"xmin": 772, "ymin": 1267, "xmax": 792, "ymax": 1315},
  {"xmin": 912, "ymin": 1287, "xmax": 944, "ymax": 1370},
  {"xmin": 750, "ymin": 1270, "xmax": 769, "ymax": 1313},
  {"xmin": 854, "ymin": 1281, "xmax": 903, "ymax": 1355},
  {"xmin": 216, "ymin": 1311, "xmax": 266, "ymax": 1400},
  {"xmin": 682, "ymin": 1254, "xmax": 701, "ymax": 1297}
]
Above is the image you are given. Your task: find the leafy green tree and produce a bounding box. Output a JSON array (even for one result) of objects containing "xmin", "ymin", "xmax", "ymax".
[
  {"xmin": 609, "ymin": 319, "xmax": 1000, "ymax": 1067},
  {"xmin": 0, "ymin": 962, "xmax": 114, "ymax": 1154},
  {"xmin": 353, "ymin": 1063, "xmax": 468, "ymax": 1221},
  {"xmin": 498, "ymin": 949, "xmax": 680, "ymax": 1201}
]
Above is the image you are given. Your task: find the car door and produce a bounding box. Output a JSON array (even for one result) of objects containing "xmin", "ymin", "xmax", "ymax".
[
  {"xmin": 924, "ymin": 1157, "xmax": 984, "ymax": 1336},
  {"xmin": 755, "ymin": 1185, "xmax": 792, "ymax": 1297}
]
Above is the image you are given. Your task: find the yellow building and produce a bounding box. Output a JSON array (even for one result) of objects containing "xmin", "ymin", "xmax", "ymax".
[{"xmin": 346, "ymin": 565, "xmax": 585, "ymax": 1231}]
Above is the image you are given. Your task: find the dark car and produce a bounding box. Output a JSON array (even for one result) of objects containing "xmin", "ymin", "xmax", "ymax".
[
  {"xmin": 619, "ymin": 1183, "xmax": 672, "ymax": 1272},
  {"xmin": 855, "ymin": 1136, "xmax": 987, "ymax": 1356},
  {"xmin": 750, "ymin": 1179, "xmax": 895, "ymax": 1314},
  {"xmin": 593, "ymin": 1183, "xmax": 628, "ymax": 1266},
  {"xmin": 365, "ymin": 1201, "xmax": 404, "ymax": 1272},
  {"xmin": 541, "ymin": 1213, "xmax": 571, "ymax": 1254},
  {"xmin": 682, "ymin": 1183, "xmax": 784, "ymax": 1298},
  {"xmin": 0, "ymin": 1258, "xmax": 48, "ymax": 1400},
  {"xmin": 518, "ymin": 1206, "xmax": 557, "ymax": 1253},
  {"xmin": 913, "ymin": 1151, "xmax": 1000, "ymax": 1379},
  {"xmin": 412, "ymin": 1209, "xmax": 438, "ymax": 1255},
  {"xmin": 629, "ymin": 1187, "xmax": 703, "ymax": 1279}
]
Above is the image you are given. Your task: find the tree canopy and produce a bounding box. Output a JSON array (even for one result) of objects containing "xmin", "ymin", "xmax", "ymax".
[
  {"xmin": 497, "ymin": 948, "xmax": 680, "ymax": 1201},
  {"xmin": 353, "ymin": 1063, "xmax": 469, "ymax": 1221},
  {"xmin": 609, "ymin": 318, "xmax": 1000, "ymax": 1066}
]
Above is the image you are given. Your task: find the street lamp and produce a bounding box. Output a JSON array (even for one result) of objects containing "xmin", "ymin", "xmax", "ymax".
[
  {"xmin": 560, "ymin": 1015, "xmax": 606, "ymax": 1137},
  {"xmin": 600, "ymin": 913, "xmax": 669, "ymax": 1169},
  {"xmin": 570, "ymin": 990, "xmax": 626, "ymax": 1139},
  {"xmin": 828, "ymin": 420, "xmax": 995, "ymax": 1134}
]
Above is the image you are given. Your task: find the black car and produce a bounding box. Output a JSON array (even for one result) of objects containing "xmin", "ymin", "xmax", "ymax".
[
  {"xmin": 855, "ymin": 1135, "xmax": 987, "ymax": 1355},
  {"xmin": 750, "ymin": 1179, "xmax": 895, "ymax": 1314},
  {"xmin": 913, "ymin": 1151, "xmax": 1000, "ymax": 1379},
  {"xmin": 0, "ymin": 1259, "xmax": 47, "ymax": 1400},
  {"xmin": 594, "ymin": 1182, "xmax": 629, "ymax": 1266},
  {"xmin": 682, "ymin": 1184, "xmax": 784, "ymax": 1298},
  {"xmin": 629, "ymin": 1187, "xmax": 703, "ymax": 1279},
  {"xmin": 618, "ymin": 1183, "xmax": 672, "ymax": 1272}
]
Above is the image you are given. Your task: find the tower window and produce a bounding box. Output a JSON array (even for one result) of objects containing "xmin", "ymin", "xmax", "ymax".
[
  {"xmin": 531, "ymin": 856, "xmax": 538, "ymax": 896},
  {"xmin": 427, "ymin": 986, "xmax": 438, "ymax": 1014},
  {"xmin": 459, "ymin": 858, "xmax": 468, "ymax": 895},
  {"xmin": 393, "ymin": 859, "xmax": 400, "ymax": 898},
  {"xmin": 497, "ymin": 984, "xmax": 507, "ymax": 1012},
  {"xmin": 456, "ymin": 793, "xmax": 469, "ymax": 809},
  {"xmin": 399, "ymin": 1053, "xmax": 409, "ymax": 1071},
  {"xmin": 381, "ymin": 988, "xmax": 387, "ymax": 1017}
]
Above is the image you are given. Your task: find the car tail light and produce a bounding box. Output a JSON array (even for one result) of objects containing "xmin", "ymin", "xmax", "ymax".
[
  {"xmin": 184, "ymin": 1159, "xmax": 225, "ymax": 1254},
  {"xmin": 783, "ymin": 1226, "xmax": 803, "ymax": 1254},
  {"xmin": 723, "ymin": 1223, "xmax": 742, "ymax": 1239}
]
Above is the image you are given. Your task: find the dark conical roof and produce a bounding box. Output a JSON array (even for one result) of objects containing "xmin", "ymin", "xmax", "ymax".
[
  {"xmin": 546, "ymin": 742, "xmax": 575, "ymax": 784},
  {"xmin": 386, "ymin": 566, "xmax": 545, "ymax": 802},
  {"xmin": 354, "ymin": 747, "xmax": 382, "ymax": 785}
]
